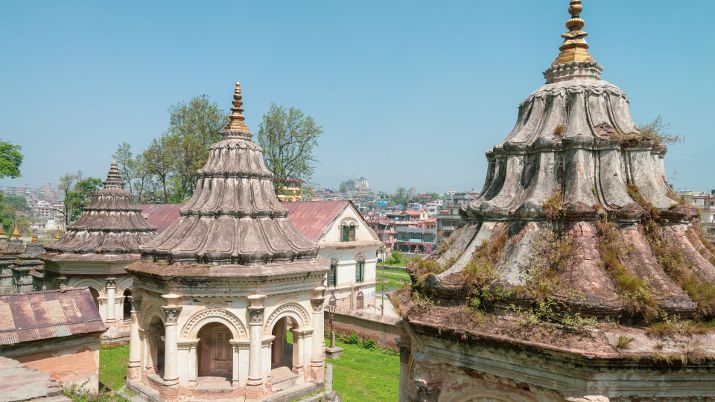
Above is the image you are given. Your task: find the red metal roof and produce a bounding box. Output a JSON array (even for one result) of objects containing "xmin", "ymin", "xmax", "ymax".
[
  {"xmin": 0, "ymin": 288, "xmax": 105, "ymax": 346},
  {"xmin": 140, "ymin": 204, "xmax": 183, "ymax": 233},
  {"xmin": 282, "ymin": 201, "xmax": 349, "ymax": 242}
]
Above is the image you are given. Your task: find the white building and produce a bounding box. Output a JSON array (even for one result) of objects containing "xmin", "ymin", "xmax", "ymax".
[{"xmin": 284, "ymin": 200, "xmax": 382, "ymax": 311}]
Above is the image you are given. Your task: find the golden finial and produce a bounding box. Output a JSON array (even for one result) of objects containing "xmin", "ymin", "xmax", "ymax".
[
  {"xmin": 54, "ymin": 232, "xmax": 62, "ymax": 241},
  {"xmin": 11, "ymin": 224, "xmax": 20, "ymax": 239},
  {"xmin": 553, "ymin": 0, "xmax": 594, "ymax": 65},
  {"xmin": 31, "ymin": 233, "xmax": 38, "ymax": 243},
  {"xmin": 224, "ymin": 81, "xmax": 251, "ymax": 134}
]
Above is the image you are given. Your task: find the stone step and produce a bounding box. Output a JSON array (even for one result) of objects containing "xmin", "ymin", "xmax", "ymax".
[{"xmin": 270, "ymin": 366, "xmax": 299, "ymax": 393}]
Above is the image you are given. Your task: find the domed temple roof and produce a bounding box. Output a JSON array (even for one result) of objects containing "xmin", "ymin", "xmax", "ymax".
[
  {"xmin": 135, "ymin": 83, "xmax": 318, "ymax": 267},
  {"xmin": 413, "ymin": 0, "xmax": 714, "ymax": 322},
  {"xmin": 43, "ymin": 161, "xmax": 157, "ymax": 260}
]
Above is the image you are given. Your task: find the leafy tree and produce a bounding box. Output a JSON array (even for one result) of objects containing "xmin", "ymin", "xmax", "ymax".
[
  {"xmin": 59, "ymin": 173, "xmax": 102, "ymax": 223},
  {"xmin": 257, "ymin": 104, "xmax": 322, "ymax": 188},
  {"xmin": 0, "ymin": 140, "xmax": 23, "ymax": 179},
  {"xmin": 112, "ymin": 142, "xmax": 134, "ymax": 193},
  {"xmin": 0, "ymin": 193, "xmax": 26, "ymax": 233},
  {"xmin": 142, "ymin": 137, "xmax": 174, "ymax": 203},
  {"xmin": 390, "ymin": 187, "xmax": 408, "ymax": 207},
  {"xmin": 165, "ymin": 96, "xmax": 226, "ymax": 199}
]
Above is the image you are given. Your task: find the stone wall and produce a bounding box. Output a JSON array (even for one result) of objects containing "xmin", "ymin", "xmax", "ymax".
[{"xmin": 325, "ymin": 311, "xmax": 401, "ymax": 351}]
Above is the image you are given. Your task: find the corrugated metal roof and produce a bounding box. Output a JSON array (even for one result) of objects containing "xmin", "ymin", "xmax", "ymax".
[
  {"xmin": 283, "ymin": 201, "xmax": 349, "ymax": 242},
  {"xmin": 0, "ymin": 288, "xmax": 105, "ymax": 346},
  {"xmin": 139, "ymin": 203, "xmax": 183, "ymax": 233}
]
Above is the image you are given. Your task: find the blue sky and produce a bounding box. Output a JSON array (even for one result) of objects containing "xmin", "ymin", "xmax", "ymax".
[{"xmin": 1, "ymin": 1, "xmax": 714, "ymax": 193}]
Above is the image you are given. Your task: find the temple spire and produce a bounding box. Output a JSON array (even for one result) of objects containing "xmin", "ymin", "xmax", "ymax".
[
  {"xmin": 553, "ymin": 0, "xmax": 594, "ymax": 65},
  {"xmin": 103, "ymin": 160, "xmax": 124, "ymax": 189},
  {"xmin": 11, "ymin": 224, "xmax": 20, "ymax": 239},
  {"xmin": 223, "ymin": 81, "xmax": 251, "ymax": 138}
]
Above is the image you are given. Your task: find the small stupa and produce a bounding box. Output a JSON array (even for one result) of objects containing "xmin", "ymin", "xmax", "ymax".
[
  {"xmin": 397, "ymin": 2, "xmax": 715, "ymax": 400},
  {"xmin": 126, "ymin": 83, "xmax": 327, "ymax": 401}
]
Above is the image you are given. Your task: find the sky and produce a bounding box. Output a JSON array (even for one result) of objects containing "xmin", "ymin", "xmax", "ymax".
[{"xmin": 1, "ymin": 1, "xmax": 714, "ymax": 194}]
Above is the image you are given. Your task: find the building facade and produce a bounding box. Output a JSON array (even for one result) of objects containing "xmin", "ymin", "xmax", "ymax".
[{"xmin": 284, "ymin": 200, "xmax": 382, "ymax": 312}]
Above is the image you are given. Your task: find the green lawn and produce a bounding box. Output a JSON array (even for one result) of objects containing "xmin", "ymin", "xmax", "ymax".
[
  {"xmin": 100, "ymin": 345, "xmax": 129, "ymax": 391},
  {"xmin": 330, "ymin": 340, "xmax": 400, "ymax": 402},
  {"xmin": 376, "ymin": 268, "xmax": 410, "ymax": 292}
]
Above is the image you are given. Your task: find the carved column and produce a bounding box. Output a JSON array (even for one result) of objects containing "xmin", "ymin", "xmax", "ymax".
[
  {"xmin": 105, "ymin": 277, "xmax": 116, "ymax": 323},
  {"xmin": 127, "ymin": 296, "xmax": 142, "ymax": 379},
  {"xmin": 229, "ymin": 339, "xmax": 241, "ymax": 388},
  {"xmin": 57, "ymin": 276, "xmax": 68, "ymax": 289},
  {"xmin": 398, "ymin": 337, "xmax": 411, "ymax": 402},
  {"xmin": 247, "ymin": 294, "xmax": 266, "ymax": 388},
  {"xmin": 310, "ymin": 286, "xmax": 326, "ymax": 382},
  {"xmin": 162, "ymin": 305, "xmax": 182, "ymax": 386}
]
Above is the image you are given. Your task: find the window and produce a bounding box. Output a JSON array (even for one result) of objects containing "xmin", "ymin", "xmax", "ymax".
[
  {"xmin": 355, "ymin": 256, "xmax": 365, "ymax": 283},
  {"xmin": 340, "ymin": 221, "xmax": 357, "ymax": 242},
  {"xmin": 328, "ymin": 259, "xmax": 337, "ymax": 287}
]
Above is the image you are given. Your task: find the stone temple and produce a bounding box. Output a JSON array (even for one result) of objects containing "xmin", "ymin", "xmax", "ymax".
[
  {"xmin": 396, "ymin": 1, "xmax": 715, "ymax": 400},
  {"xmin": 126, "ymin": 83, "xmax": 327, "ymax": 401}
]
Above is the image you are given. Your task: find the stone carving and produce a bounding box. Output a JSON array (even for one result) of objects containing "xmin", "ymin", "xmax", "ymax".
[
  {"xmin": 248, "ymin": 307, "xmax": 264, "ymax": 325},
  {"xmin": 310, "ymin": 297, "xmax": 324, "ymax": 313},
  {"xmin": 162, "ymin": 306, "xmax": 182, "ymax": 324},
  {"xmin": 105, "ymin": 277, "xmax": 116, "ymax": 288},
  {"xmin": 130, "ymin": 296, "xmax": 141, "ymax": 313},
  {"xmin": 181, "ymin": 308, "xmax": 247, "ymax": 339},
  {"xmin": 263, "ymin": 302, "xmax": 311, "ymax": 334}
]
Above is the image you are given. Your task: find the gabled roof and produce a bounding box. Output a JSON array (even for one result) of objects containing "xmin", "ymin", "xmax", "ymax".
[
  {"xmin": 140, "ymin": 204, "xmax": 183, "ymax": 233},
  {"xmin": 283, "ymin": 200, "xmax": 350, "ymax": 242},
  {"xmin": 0, "ymin": 288, "xmax": 105, "ymax": 346}
]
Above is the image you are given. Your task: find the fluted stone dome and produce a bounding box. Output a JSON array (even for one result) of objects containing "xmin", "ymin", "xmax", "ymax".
[
  {"xmin": 418, "ymin": 1, "xmax": 713, "ymax": 321},
  {"xmin": 138, "ymin": 83, "xmax": 318, "ymax": 265},
  {"xmin": 43, "ymin": 161, "xmax": 157, "ymax": 258}
]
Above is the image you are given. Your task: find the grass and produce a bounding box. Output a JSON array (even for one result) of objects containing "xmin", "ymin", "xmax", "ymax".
[
  {"xmin": 100, "ymin": 345, "xmax": 129, "ymax": 391},
  {"xmin": 376, "ymin": 268, "xmax": 410, "ymax": 292},
  {"xmin": 330, "ymin": 339, "xmax": 400, "ymax": 402}
]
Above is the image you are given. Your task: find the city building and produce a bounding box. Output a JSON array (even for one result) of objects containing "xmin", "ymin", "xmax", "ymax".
[
  {"xmin": 284, "ymin": 200, "xmax": 382, "ymax": 311},
  {"xmin": 398, "ymin": 2, "xmax": 715, "ymax": 400},
  {"xmin": 435, "ymin": 192, "xmax": 479, "ymax": 244},
  {"xmin": 679, "ymin": 190, "xmax": 715, "ymax": 244},
  {"xmin": 126, "ymin": 83, "xmax": 327, "ymax": 401},
  {"xmin": 42, "ymin": 161, "xmax": 158, "ymax": 342},
  {"xmin": 0, "ymin": 288, "xmax": 105, "ymax": 393}
]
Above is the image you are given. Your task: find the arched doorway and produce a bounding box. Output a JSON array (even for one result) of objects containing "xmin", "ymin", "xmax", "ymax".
[
  {"xmin": 197, "ymin": 323, "xmax": 232, "ymax": 379},
  {"xmin": 146, "ymin": 317, "xmax": 165, "ymax": 377},
  {"xmin": 122, "ymin": 289, "xmax": 132, "ymax": 320},
  {"xmin": 271, "ymin": 316, "xmax": 297, "ymax": 370}
]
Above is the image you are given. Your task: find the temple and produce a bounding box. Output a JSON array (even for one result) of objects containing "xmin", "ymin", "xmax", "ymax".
[
  {"xmin": 396, "ymin": 1, "xmax": 715, "ymax": 400},
  {"xmin": 42, "ymin": 161, "xmax": 158, "ymax": 341},
  {"xmin": 125, "ymin": 83, "xmax": 328, "ymax": 401}
]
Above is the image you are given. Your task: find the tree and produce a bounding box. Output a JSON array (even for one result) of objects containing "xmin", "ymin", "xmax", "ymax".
[
  {"xmin": 59, "ymin": 173, "xmax": 102, "ymax": 224},
  {"xmin": 257, "ymin": 104, "xmax": 322, "ymax": 188},
  {"xmin": 390, "ymin": 187, "xmax": 408, "ymax": 207},
  {"xmin": 142, "ymin": 137, "xmax": 174, "ymax": 203},
  {"xmin": 165, "ymin": 96, "xmax": 226, "ymax": 200},
  {"xmin": 112, "ymin": 142, "xmax": 134, "ymax": 193},
  {"xmin": 0, "ymin": 140, "xmax": 23, "ymax": 179}
]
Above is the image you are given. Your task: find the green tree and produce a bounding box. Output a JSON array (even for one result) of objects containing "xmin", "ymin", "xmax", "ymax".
[
  {"xmin": 59, "ymin": 173, "xmax": 102, "ymax": 223},
  {"xmin": 0, "ymin": 140, "xmax": 23, "ymax": 179},
  {"xmin": 257, "ymin": 104, "xmax": 322, "ymax": 188},
  {"xmin": 390, "ymin": 187, "xmax": 408, "ymax": 207},
  {"xmin": 142, "ymin": 137, "xmax": 174, "ymax": 203},
  {"xmin": 112, "ymin": 142, "xmax": 134, "ymax": 193},
  {"xmin": 165, "ymin": 96, "xmax": 226, "ymax": 200},
  {"xmin": 0, "ymin": 193, "xmax": 27, "ymax": 233}
]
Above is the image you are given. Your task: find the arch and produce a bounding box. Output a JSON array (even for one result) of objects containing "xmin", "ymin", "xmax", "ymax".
[
  {"xmin": 263, "ymin": 302, "xmax": 311, "ymax": 335},
  {"xmin": 122, "ymin": 289, "xmax": 132, "ymax": 320},
  {"xmin": 356, "ymin": 291, "xmax": 365, "ymax": 309},
  {"xmin": 70, "ymin": 278, "xmax": 105, "ymax": 292},
  {"xmin": 197, "ymin": 322, "xmax": 233, "ymax": 379},
  {"xmin": 116, "ymin": 276, "xmax": 133, "ymax": 292},
  {"xmin": 140, "ymin": 301, "xmax": 166, "ymax": 328},
  {"xmin": 182, "ymin": 308, "xmax": 247, "ymax": 340}
]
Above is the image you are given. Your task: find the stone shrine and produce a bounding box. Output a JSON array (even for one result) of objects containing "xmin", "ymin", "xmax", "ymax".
[
  {"xmin": 396, "ymin": 1, "xmax": 715, "ymax": 400},
  {"xmin": 126, "ymin": 83, "xmax": 327, "ymax": 401},
  {"xmin": 42, "ymin": 161, "xmax": 157, "ymax": 341}
]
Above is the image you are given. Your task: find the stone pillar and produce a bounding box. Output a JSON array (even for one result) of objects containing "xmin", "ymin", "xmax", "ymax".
[
  {"xmin": 310, "ymin": 287, "xmax": 326, "ymax": 382},
  {"xmin": 105, "ymin": 277, "xmax": 116, "ymax": 323},
  {"xmin": 302, "ymin": 329, "xmax": 313, "ymax": 382},
  {"xmin": 177, "ymin": 340, "xmax": 198, "ymax": 387},
  {"xmin": 247, "ymin": 294, "xmax": 266, "ymax": 388},
  {"xmin": 229, "ymin": 340, "xmax": 241, "ymax": 388},
  {"xmin": 127, "ymin": 296, "xmax": 142, "ymax": 379},
  {"xmin": 162, "ymin": 304, "xmax": 182, "ymax": 386}
]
